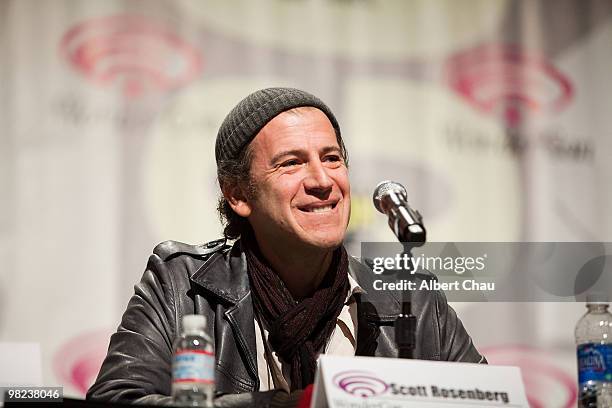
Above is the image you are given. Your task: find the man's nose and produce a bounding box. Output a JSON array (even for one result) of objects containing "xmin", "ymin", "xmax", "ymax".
[{"xmin": 304, "ymin": 160, "xmax": 333, "ymax": 193}]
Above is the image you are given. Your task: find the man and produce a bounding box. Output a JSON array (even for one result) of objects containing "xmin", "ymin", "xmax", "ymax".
[{"xmin": 88, "ymin": 88, "xmax": 485, "ymax": 407}]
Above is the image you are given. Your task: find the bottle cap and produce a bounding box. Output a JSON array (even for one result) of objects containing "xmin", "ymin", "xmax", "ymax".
[
  {"xmin": 182, "ymin": 314, "xmax": 206, "ymax": 334},
  {"xmin": 586, "ymin": 291, "xmax": 609, "ymax": 304}
]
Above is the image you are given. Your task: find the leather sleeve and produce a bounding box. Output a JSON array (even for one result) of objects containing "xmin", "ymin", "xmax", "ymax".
[
  {"xmin": 87, "ymin": 254, "xmax": 178, "ymax": 404},
  {"xmin": 86, "ymin": 255, "xmax": 285, "ymax": 407},
  {"xmin": 436, "ymin": 290, "xmax": 487, "ymax": 364}
]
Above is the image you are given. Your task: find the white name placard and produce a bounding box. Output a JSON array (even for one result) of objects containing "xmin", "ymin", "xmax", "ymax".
[
  {"xmin": 0, "ymin": 342, "xmax": 42, "ymax": 387},
  {"xmin": 311, "ymin": 355, "xmax": 529, "ymax": 408}
]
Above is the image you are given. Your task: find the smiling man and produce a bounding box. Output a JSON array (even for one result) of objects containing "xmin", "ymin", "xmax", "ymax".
[
  {"xmin": 227, "ymin": 106, "xmax": 351, "ymax": 301},
  {"xmin": 88, "ymin": 88, "xmax": 485, "ymax": 407}
]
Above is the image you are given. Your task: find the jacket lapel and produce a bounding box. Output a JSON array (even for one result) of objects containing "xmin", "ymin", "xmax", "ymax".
[
  {"xmin": 349, "ymin": 257, "xmax": 401, "ymax": 357},
  {"xmin": 190, "ymin": 241, "xmax": 259, "ymax": 392},
  {"xmin": 223, "ymin": 293, "xmax": 258, "ymax": 388}
]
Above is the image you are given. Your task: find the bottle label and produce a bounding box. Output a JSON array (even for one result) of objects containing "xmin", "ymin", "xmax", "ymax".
[
  {"xmin": 577, "ymin": 343, "xmax": 612, "ymax": 385},
  {"xmin": 172, "ymin": 350, "xmax": 215, "ymax": 384}
]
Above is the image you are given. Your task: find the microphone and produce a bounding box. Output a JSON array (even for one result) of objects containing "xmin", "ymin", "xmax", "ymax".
[{"xmin": 372, "ymin": 181, "xmax": 426, "ymax": 243}]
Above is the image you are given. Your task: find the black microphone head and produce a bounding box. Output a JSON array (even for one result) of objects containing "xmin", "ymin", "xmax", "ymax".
[{"xmin": 372, "ymin": 181, "xmax": 407, "ymax": 213}]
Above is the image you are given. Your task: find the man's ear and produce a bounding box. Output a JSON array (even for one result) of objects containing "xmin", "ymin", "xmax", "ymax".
[{"xmin": 223, "ymin": 184, "xmax": 252, "ymax": 218}]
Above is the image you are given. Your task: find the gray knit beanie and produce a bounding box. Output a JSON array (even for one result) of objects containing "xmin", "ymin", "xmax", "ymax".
[{"xmin": 215, "ymin": 87, "xmax": 341, "ymax": 164}]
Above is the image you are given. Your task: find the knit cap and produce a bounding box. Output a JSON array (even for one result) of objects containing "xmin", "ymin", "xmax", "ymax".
[{"xmin": 215, "ymin": 87, "xmax": 341, "ymax": 164}]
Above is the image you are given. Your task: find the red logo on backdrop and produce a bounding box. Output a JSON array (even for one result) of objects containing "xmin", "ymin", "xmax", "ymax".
[
  {"xmin": 60, "ymin": 15, "xmax": 203, "ymax": 98},
  {"xmin": 483, "ymin": 344, "xmax": 577, "ymax": 408},
  {"xmin": 53, "ymin": 330, "xmax": 111, "ymax": 395},
  {"xmin": 445, "ymin": 44, "xmax": 573, "ymax": 127}
]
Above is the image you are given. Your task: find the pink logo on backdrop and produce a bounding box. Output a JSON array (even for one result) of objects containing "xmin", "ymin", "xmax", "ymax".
[
  {"xmin": 445, "ymin": 44, "xmax": 573, "ymax": 128},
  {"xmin": 60, "ymin": 14, "xmax": 203, "ymax": 98},
  {"xmin": 333, "ymin": 371, "xmax": 389, "ymax": 398},
  {"xmin": 53, "ymin": 330, "xmax": 110, "ymax": 395},
  {"xmin": 482, "ymin": 344, "xmax": 577, "ymax": 408}
]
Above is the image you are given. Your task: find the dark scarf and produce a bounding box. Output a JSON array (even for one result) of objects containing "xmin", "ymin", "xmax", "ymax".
[{"xmin": 242, "ymin": 232, "xmax": 349, "ymax": 391}]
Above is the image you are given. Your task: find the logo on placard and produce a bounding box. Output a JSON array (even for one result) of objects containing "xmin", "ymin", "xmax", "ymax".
[
  {"xmin": 333, "ymin": 371, "xmax": 389, "ymax": 398},
  {"xmin": 445, "ymin": 44, "xmax": 573, "ymax": 128},
  {"xmin": 60, "ymin": 14, "xmax": 202, "ymax": 98}
]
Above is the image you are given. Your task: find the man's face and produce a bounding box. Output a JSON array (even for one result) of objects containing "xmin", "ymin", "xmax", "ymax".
[{"xmin": 234, "ymin": 107, "xmax": 351, "ymax": 251}]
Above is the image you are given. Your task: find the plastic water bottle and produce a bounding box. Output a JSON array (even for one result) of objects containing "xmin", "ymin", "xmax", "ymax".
[
  {"xmin": 172, "ymin": 314, "xmax": 215, "ymax": 407},
  {"xmin": 575, "ymin": 293, "xmax": 612, "ymax": 407}
]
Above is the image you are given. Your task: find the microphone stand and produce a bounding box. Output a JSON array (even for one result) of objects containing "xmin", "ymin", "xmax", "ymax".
[
  {"xmin": 372, "ymin": 181, "xmax": 426, "ymax": 359},
  {"xmin": 395, "ymin": 229, "xmax": 426, "ymax": 359}
]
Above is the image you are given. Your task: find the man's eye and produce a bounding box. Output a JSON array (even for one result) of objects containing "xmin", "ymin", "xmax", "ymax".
[
  {"xmin": 280, "ymin": 159, "xmax": 300, "ymax": 167},
  {"xmin": 323, "ymin": 155, "xmax": 341, "ymax": 162}
]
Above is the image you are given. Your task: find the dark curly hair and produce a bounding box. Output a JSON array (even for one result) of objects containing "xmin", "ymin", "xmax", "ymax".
[
  {"xmin": 216, "ymin": 143, "xmax": 256, "ymax": 239},
  {"xmin": 216, "ymin": 108, "xmax": 348, "ymax": 240}
]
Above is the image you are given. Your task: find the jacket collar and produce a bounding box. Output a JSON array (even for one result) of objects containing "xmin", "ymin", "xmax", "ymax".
[
  {"xmin": 190, "ymin": 240, "xmax": 249, "ymax": 305},
  {"xmin": 191, "ymin": 239, "xmax": 401, "ymax": 314}
]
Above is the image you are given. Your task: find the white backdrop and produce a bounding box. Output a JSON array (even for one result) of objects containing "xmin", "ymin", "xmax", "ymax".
[{"xmin": 1, "ymin": 1, "xmax": 611, "ymax": 406}]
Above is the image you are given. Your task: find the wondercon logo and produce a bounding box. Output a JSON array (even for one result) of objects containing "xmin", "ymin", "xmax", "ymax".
[
  {"xmin": 60, "ymin": 14, "xmax": 203, "ymax": 98},
  {"xmin": 53, "ymin": 330, "xmax": 111, "ymax": 395},
  {"xmin": 333, "ymin": 371, "xmax": 389, "ymax": 398},
  {"xmin": 445, "ymin": 43, "xmax": 573, "ymax": 128}
]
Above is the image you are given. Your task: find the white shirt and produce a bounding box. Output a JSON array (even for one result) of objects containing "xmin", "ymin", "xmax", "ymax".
[{"xmin": 255, "ymin": 274, "xmax": 364, "ymax": 391}]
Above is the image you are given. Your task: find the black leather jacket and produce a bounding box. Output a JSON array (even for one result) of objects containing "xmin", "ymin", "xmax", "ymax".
[{"xmin": 87, "ymin": 239, "xmax": 486, "ymax": 406}]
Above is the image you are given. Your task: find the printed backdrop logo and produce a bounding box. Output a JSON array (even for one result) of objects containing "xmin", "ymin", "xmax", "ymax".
[
  {"xmin": 333, "ymin": 370, "xmax": 389, "ymax": 398},
  {"xmin": 445, "ymin": 44, "xmax": 573, "ymax": 128},
  {"xmin": 483, "ymin": 345, "xmax": 577, "ymax": 408},
  {"xmin": 60, "ymin": 14, "xmax": 203, "ymax": 98},
  {"xmin": 53, "ymin": 330, "xmax": 111, "ymax": 395}
]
